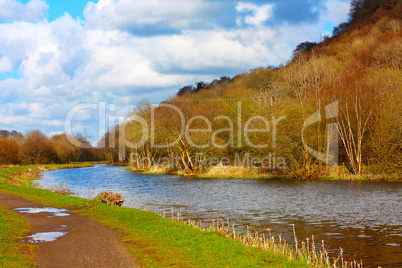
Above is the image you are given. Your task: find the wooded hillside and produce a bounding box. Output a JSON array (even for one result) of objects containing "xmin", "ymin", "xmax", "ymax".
[{"xmin": 116, "ymin": 0, "xmax": 401, "ymax": 178}]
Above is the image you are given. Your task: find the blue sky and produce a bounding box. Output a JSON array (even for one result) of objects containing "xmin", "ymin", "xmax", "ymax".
[
  {"xmin": 18, "ymin": 0, "xmax": 87, "ymax": 21},
  {"xmin": 0, "ymin": 0, "xmax": 351, "ymax": 143},
  {"xmin": 47, "ymin": 0, "xmax": 88, "ymax": 21}
]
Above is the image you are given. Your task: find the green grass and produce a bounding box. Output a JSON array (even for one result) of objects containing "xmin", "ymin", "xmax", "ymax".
[
  {"xmin": 0, "ymin": 165, "xmax": 310, "ymax": 267},
  {"xmin": 0, "ymin": 204, "xmax": 35, "ymax": 267},
  {"xmin": 0, "ymin": 163, "xmax": 94, "ymax": 186}
]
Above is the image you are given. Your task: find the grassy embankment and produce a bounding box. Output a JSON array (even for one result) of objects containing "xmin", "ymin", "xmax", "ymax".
[
  {"xmin": 0, "ymin": 163, "xmax": 94, "ymax": 186},
  {"xmin": 0, "ymin": 164, "xmax": 311, "ymax": 267}
]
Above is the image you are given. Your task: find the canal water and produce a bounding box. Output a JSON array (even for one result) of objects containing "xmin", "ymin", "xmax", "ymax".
[{"xmin": 39, "ymin": 165, "xmax": 402, "ymax": 267}]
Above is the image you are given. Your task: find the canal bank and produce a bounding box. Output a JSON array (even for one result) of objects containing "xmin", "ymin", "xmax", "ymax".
[{"xmin": 0, "ymin": 164, "xmax": 312, "ymax": 267}]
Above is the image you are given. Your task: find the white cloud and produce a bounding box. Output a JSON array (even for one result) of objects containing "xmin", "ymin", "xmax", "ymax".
[
  {"xmin": 0, "ymin": 0, "xmax": 48, "ymax": 21},
  {"xmin": 236, "ymin": 2, "xmax": 273, "ymax": 26},
  {"xmin": 137, "ymin": 28, "xmax": 278, "ymax": 73},
  {"xmin": 49, "ymin": 131, "xmax": 63, "ymax": 137},
  {"xmin": 0, "ymin": 114, "xmax": 63, "ymax": 127},
  {"xmin": 80, "ymin": 29, "xmax": 185, "ymax": 89},
  {"xmin": 325, "ymin": 0, "xmax": 351, "ymax": 25},
  {"xmin": 0, "ymin": 20, "xmax": 55, "ymax": 79},
  {"xmin": 28, "ymin": 102, "xmax": 51, "ymax": 118},
  {"xmin": 0, "ymin": 57, "xmax": 13, "ymax": 72},
  {"xmin": 0, "ymin": 57, "xmax": 13, "ymax": 73},
  {"xmin": 84, "ymin": 0, "xmax": 225, "ymax": 31},
  {"xmin": 0, "ymin": 12, "xmax": 315, "ymax": 110}
]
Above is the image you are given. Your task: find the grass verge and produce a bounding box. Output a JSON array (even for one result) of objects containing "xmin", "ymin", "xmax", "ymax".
[
  {"xmin": 0, "ymin": 204, "xmax": 36, "ymax": 267},
  {"xmin": 0, "ymin": 163, "xmax": 94, "ymax": 186}
]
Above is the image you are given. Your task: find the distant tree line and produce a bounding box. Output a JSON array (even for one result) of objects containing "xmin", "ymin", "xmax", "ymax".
[
  {"xmin": 0, "ymin": 130, "xmax": 99, "ymax": 165},
  {"xmin": 177, "ymin": 76, "xmax": 233, "ymax": 96}
]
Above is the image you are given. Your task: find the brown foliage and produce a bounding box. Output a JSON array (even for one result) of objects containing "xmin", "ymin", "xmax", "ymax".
[
  {"xmin": 95, "ymin": 191, "xmax": 124, "ymax": 207},
  {"xmin": 51, "ymin": 134, "xmax": 76, "ymax": 163},
  {"xmin": 0, "ymin": 138, "xmax": 20, "ymax": 164},
  {"xmin": 20, "ymin": 137, "xmax": 59, "ymax": 165}
]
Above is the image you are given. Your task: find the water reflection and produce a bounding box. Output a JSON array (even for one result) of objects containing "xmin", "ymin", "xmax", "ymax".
[
  {"xmin": 39, "ymin": 165, "xmax": 402, "ymax": 267},
  {"xmin": 27, "ymin": 231, "xmax": 68, "ymax": 243},
  {"xmin": 14, "ymin": 207, "xmax": 71, "ymax": 218}
]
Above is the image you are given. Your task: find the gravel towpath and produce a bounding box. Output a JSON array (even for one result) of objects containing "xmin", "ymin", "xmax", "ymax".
[{"xmin": 0, "ymin": 192, "xmax": 139, "ymax": 268}]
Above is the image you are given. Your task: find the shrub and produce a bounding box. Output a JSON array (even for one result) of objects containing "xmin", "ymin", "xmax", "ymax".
[{"xmin": 95, "ymin": 191, "xmax": 124, "ymax": 207}]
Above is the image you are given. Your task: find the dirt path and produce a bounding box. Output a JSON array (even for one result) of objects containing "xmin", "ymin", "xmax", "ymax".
[{"xmin": 0, "ymin": 192, "xmax": 139, "ymax": 268}]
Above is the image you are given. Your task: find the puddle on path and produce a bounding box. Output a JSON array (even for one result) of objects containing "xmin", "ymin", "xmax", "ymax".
[
  {"xmin": 14, "ymin": 207, "xmax": 71, "ymax": 217},
  {"xmin": 14, "ymin": 207, "xmax": 72, "ymax": 243},
  {"xmin": 25, "ymin": 232, "xmax": 68, "ymax": 243},
  {"xmin": 50, "ymin": 225, "xmax": 71, "ymax": 231},
  {"xmin": 385, "ymin": 243, "xmax": 401, "ymax": 247}
]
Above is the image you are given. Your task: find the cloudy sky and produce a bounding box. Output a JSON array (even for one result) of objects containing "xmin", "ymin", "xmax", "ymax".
[{"xmin": 0, "ymin": 0, "xmax": 351, "ymax": 143}]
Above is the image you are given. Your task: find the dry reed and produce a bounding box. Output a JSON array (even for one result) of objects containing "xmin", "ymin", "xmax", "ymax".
[
  {"xmin": 157, "ymin": 208, "xmax": 363, "ymax": 268},
  {"xmin": 202, "ymin": 164, "xmax": 261, "ymax": 177},
  {"xmin": 47, "ymin": 179, "xmax": 74, "ymax": 195}
]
